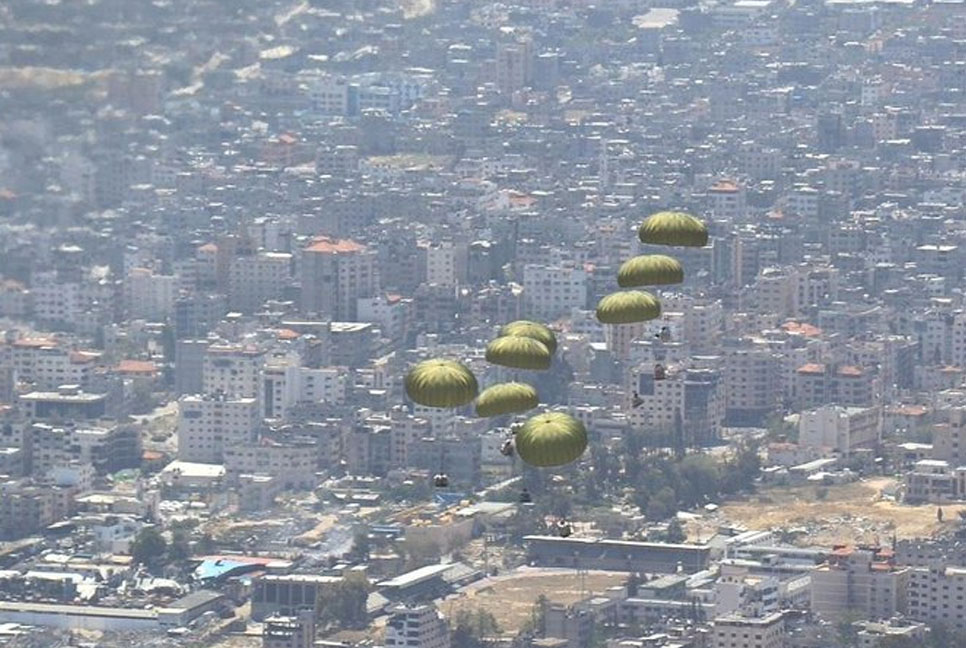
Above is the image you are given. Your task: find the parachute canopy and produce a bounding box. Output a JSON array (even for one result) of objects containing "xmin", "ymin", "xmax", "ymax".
[
  {"xmin": 499, "ymin": 320, "xmax": 558, "ymax": 355},
  {"xmin": 405, "ymin": 359, "xmax": 479, "ymax": 408},
  {"xmin": 617, "ymin": 254, "xmax": 684, "ymax": 287},
  {"xmin": 596, "ymin": 291, "xmax": 661, "ymax": 324},
  {"xmin": 485, "ymin": 336, "xmax": 552, "ymax": 371},
  {"xmin": 638, "ymin": 211, "xmax": 708, "ymax": 247},
  {"xmin": 475, "ymin": 382, "xmax": 539, "ymax": 418},
  {"xmin": 515, "ymin": 411, "xmax": 588, "ymax": 467}
]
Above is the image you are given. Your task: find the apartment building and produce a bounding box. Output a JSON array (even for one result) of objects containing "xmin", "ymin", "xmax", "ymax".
[
  {"xmin": 203, "ymin": 345, "xmax": 266, "ymax": 401},
  {"xmin": 798, "ymin": 405, "xmax": 882, "ymax": 456},
  {"xmin": 177, "ymin": 393, "xmax": 259, "ymax": 464},
  {"xmin": 811, "ymin": 547, "xmax": 908, "ymax": 621},
  {"xmin": 907, "ymin": 564, "xmax": 966, "ymax": 632},
  {"xmin": 522, "ymin": 264, "xmax": 588, "ymax": 320},
  {"xmin": 712, "ymin": 611, "xmax": 785, "ymax": 648},
  {"xmin": 385, "ymin": 604, "xmax": 450, "ymax": 648},
  {"xmin": 300, "ymin": 237, "xmax": 379, "ymax": 321},
  {"xmin": 227, "ymin": 251, "xmax": 292, "ymax": 313}
]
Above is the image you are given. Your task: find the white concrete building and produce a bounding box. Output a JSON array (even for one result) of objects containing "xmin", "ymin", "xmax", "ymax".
[
  {"xmin": 522, "ymin": 264, "xmax": 588, "ymax": 319},
  {"xmin": 385, "ymin": 604, "xmax": 450, "ymax": 648},
  {"xmin": 712, "ymin": 611, "xmax": 785, "ymax": 648},
  {"xmin": 262, "ymin": 363, "xmax": 348, "ymax": 420},
  {"xmin": 202, "ymin": 345, "xmax": 265, "ymax": 401},
  {"xmin": 798, "ymin": 405, "xmax": 881, "ymax": 455},
  {"xmin": 227, "ymin": 251, "xmax": 292, "ymax": 313},
  {"xmin": 31, "ymin": 273, "xmax": 81, "ymax": 324},
  {"xmin": 177, "ymin": 393, "xmax": 259, "ymax": 463},
  {"xmin": 422, "ymin": 242, "xmax": 465, "ymax": 286},
  {"xmin": 126, "ymin": 268, "xmax": 176, "ymax": 321}
]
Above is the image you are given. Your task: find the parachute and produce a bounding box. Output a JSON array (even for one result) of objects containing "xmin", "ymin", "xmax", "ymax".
[
  {"xmin": 475, "ymin": 382, "xmax": 540, "ymax": 418},
  {"xmin": 596, "ymin": 290, "xmax": 662, "ymax": 324},
  {"xmin": 404, "ymin": 359, "xmax": 479, "ymax": 408},
  {"xmin": 485, "ymin": 336, "xmax": 552, "ymax": 371},
  {"xmin": 515, "ymin": 411, "xmax": 588, "ymax": 468},
  {"xmin": 498, "ymin": 320, "xmax": 558, "ymax": 355},
  {"xmin": 638, "ymin": 211, "xmax": 708, "ymax": 247},
  {"xmin": 617, "ymin": 255, "xmax": 684, "ymax": 287}
]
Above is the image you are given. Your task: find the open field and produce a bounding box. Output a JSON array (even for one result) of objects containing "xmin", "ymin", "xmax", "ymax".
[
  {"xmin": 443, "ymin": 568, "xmax": 627, "ymax": 633},
  {"xmin": 688, "ymin": 477, "xmax": 966, "ymax": 546}
]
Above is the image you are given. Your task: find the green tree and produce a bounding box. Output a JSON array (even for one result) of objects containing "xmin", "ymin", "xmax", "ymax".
[
  {"xmin": 450, "ymin": 607, "xmax": 500, "ymax": 648},
  {"xmin": 131, "ymin": 527, "xmax": 167, "ymax": 566},
  {"xmin": 666, "ymin": 517, "xmax": 686, "ymax": 543},
  {"xmin": 350, "ymin": 530, "xmax": 371, "ymax": 561},
  {"xmin": 317, "ymin": 578, "xmax": 371, "ymax": 630},
  {"xmin": 168, "ymin": 528, "xmax": 191, "ymax": 562},
  {"xmin": 646, "ymin": 486, "xmax": 677, "ymax": 521},
  {"xmin": 404, "ymin": 536, "xmax": 442, "ymax": 569},
  {"xmin": 534, "ymin": 594, "xmax": 550, "ymax": 635}
]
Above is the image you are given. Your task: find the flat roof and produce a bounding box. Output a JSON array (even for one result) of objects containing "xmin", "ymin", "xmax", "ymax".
[
  {"xmin": 0, "ymin": 601, "xmax": 156, "ymax": 620},
  {"xmin": 257, "ymin": 574, "xmax": 342, "ymax": 584},
  {"xmin": 166, "ymin": 589, "xmax": 223, "ymax": 611},
  {"xmin": 525, "ymin": 536, "xmax": 709, "ymax": 551},
  {"xmin": 378, "ymin": 563, "xmax": 453, "ymax": 588},
  {"xmin": 19, "ymin": 391, "xmax": 105, "ymax": 403},
  {"xmin": 161, "ymin": 461, "xmax": 226, "ymax": 478}
]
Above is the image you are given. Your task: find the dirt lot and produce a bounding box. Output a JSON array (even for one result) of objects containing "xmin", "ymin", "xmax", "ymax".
[
  {"xmin": 688, "ymin": 477, "xmax": 966, "ymax": 547},
  {"xmin": 442, "ymin": 568, "xmax": 627, "ymax": 634}
]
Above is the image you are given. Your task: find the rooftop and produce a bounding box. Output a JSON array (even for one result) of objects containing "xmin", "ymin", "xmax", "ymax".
[{"xmin": 305, "ymin": 237, "xmax": 366, "ymax": 254}]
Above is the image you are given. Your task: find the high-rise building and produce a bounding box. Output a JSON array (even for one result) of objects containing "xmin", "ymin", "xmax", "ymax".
[
  {"xmin": 300, "ymin": 237, "xmax": 379, "ymax": 321},
  {"xmin": 125, "ymin": 268, "xmax": 176, "ymax": 321},
  {"xmin": 203, "ymin": 345, "xmax": 265, "ymax": 401},
  {"xmin": 228, "ymin": 251, "xmax": 292, "ymax": 313},
  {"xmin": 262, "ymin": 363, "xmax": 347, "ymax": 420},
  {"xmin": 385, "ymin": 604, "xmax": 450, "ymax": 648},
  {"xmin": 177, "ymin": 393, "xmax": 259, "ymax": 463},
  {"xmin": 724, "ymin": 343, "xmax": 782, "ymax": 427},
  {"xmin": 175, "ymin": 339, "xmax": 209, "ymax": 396},
  {"xmin": 522, "ymin": 264, "xmax": 588, "ymax": 320},
  {"xmin": 495, "ymin": 40, "xmax": 533, "ymax": 95},
  {"xmin": 708, "ymin": 179, "xmax": 746, "ymax": 221},
  {"xmin": 931, "ymin": 407, "xmax": 966, "ymax": 467}
]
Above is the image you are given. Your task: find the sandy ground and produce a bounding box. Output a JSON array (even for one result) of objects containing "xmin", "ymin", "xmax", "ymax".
[
  {"xmin": 441, "ymin": 568, "xmax": 628, "ymax": 634},
  {"xmin": 688, "ymin": 477, "xmax": 966, "ymax": 547}
]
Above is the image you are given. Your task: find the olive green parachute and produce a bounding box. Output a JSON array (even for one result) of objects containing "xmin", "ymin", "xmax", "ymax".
[
  {"xmin": 485, "ymin": 336, "xmax": 552, "ymax": 371},
  {"xmin": 499, "ymin": 320, "xmax": 558, "ymax": 355},
  {"xmin": 515, "ymin": 411, "xmax": 588, "ymax": 467},
  {"xmin": 596, "ymin": 291, "xmax": 661, "ymax": 324},
  {"xmin": 405, "ymin": 359, "xmax": 479, "ymax": 408},
  {"xmin": 475, "ymin": 382, "xmax": 539, "ymax": 418},
  {"xmin": 617, "ymin": 255, "xmax": 684, "ymax": 287},
  {"xmin": 638, "ymin": 211, "xmax": 708, "ymax": 247}
]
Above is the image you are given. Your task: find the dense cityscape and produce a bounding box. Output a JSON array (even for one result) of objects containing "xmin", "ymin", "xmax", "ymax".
[{"xmin": 1, "ymin": 0, "xmax": 966, "ymax": 646}]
